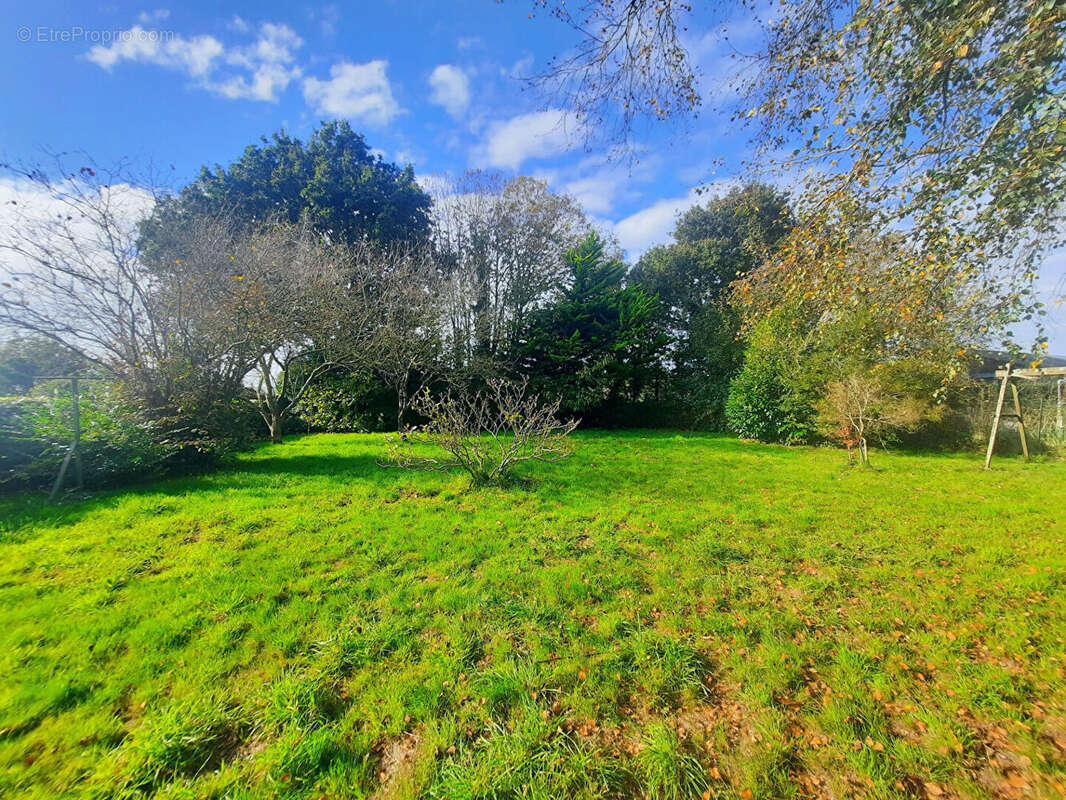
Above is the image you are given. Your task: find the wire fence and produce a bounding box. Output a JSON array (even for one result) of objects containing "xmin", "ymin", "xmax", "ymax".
[{"xmin": 966, "ymin": 378, "xmax": 1066, "ymax": 454}]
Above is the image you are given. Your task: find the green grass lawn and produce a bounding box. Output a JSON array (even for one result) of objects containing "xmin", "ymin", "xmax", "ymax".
[{"xmin": 1, "ymin": 432, "xmax": 1064, "ymax": 800}]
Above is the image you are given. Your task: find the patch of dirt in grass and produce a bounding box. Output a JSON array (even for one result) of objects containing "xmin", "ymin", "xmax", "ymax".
[
  {"xmin": 561, "ymin": 680, "xmax": 751, "ymax": 787},
  {"xmin": 372, "ymin": 730, "xmax": 425, "ymax": 799},
  {"xmin": 676, "ymin": 687, "xmax": 747, "ymax": 744},
  {"xmin": 114, "ymin": 685, "xmax": 144, "ymax": 726},
  {"xmin": 383, "ymin": 487, "xmax": 441, "ymax": 504},
  {"xmin": 235, "ymin": 736, "xmax": 270, "ymax": 761},
  {"xmin": 962, "ymin": 714, "xmax": 1051, "ymax": 800}
]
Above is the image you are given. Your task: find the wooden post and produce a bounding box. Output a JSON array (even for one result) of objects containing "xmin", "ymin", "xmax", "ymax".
[
  {"xmin": 1011, "ymin": 381, "xmax": 1030, "ymax": 461},
  {"xmin": 71, "ymin": 376, "xmax": 84, "ymax": 489},
  {"xmin": 48, "ymin": 375, "xmax": 83, "ymax": 503},
  {"xmin": 1058, "ymin": 379, "xmax": 1064, "ymax": 432},
  {"xmin": 984, "ymin": 366, "xmax": 1011, "ymax": 469}
]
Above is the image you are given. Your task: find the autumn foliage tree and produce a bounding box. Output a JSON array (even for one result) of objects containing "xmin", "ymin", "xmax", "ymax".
[
  {"xmin": 732, "ymin": 211, "xmax": 980, "ymax": 370},
  {"xmin": 532, "ymin": 0, "xmax": 1066, "ymax": 346},
  {"xmin": 736, "ymin": 0, "xmax": 1066, "ymax": 350}
]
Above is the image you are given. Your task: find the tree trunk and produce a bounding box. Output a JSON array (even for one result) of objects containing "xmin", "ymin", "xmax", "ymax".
[
  {"xmin": 268, "ymin": 412, "xmax": 284, "ymax": 443},
  {"xmin": 397, "ymin": 381, "xmax": 408, "ymax": 431}
]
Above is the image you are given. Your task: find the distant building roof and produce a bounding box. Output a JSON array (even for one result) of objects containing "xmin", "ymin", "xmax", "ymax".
[{"xmin": 971, "ymin": 349, "xmax": 1066, "ymax": 379}]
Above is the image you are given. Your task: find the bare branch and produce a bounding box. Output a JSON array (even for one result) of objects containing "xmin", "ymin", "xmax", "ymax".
[{"xmin": 384, "ymin": 376, "xmax": 580, "ymax": 485}]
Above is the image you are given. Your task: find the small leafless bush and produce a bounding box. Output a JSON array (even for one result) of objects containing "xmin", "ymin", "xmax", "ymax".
[
  {"xmin": 384, "ymin": 378, "xmax": 579, "ymax": 485},
  {"xmin": 818, "ymin": 372, "xmax": 935, "ymax": 466}
]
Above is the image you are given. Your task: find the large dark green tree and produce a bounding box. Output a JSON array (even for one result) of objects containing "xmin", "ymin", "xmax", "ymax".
[
  {"xmin": 141, "ymin": 121, "xmax": 431, "ymax": 250},
  {"xmin": 630, "ymin": 183, "xmax": 793, "ymax": 425},
  {"xmin": 632, "ymin": 184, "xmax": 793, "ymax": 323},
  {"xmin": 514, "ymin": 234, "xmax": 667, "ymax": 420}
]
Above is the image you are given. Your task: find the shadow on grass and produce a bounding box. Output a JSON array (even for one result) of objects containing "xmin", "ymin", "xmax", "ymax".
[
  {"xmin": 0, "ymin": 430, "xmax": 687, "ymax": 535},
  {"xmin": 0, "ymin": 448, "xmax": 398, "ymax": 539},
  {"xmin": 1, "ymin": 431, "xmax": 1012, "ymax": 540},
  {"xmin": 237, "ymin": 453, "xmax": 385, "ymax": 479}
]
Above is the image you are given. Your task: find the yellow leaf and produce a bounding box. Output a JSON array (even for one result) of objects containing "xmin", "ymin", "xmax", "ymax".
[{"xmin": 957, "ymin": 43, "xmax": 969, "ymax": 58}]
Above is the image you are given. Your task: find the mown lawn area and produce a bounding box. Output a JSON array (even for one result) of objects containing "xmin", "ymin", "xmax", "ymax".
[{"xmin": 0, "ymin": 432, "xmax": 1064, "ymax": 800}]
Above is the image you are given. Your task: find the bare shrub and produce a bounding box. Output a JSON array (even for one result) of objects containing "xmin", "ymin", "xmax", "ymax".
[
  {"xmin": 384, "ymin": 378, "xmax": 579, "ymax": 485},
  {"xmin": 818, "ymin": 370, "xmax": 938, "ymax": 465}
]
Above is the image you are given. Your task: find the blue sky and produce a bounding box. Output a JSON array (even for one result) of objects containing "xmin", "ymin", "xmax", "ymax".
[
  {"xmin": 1, "ymin": 0, "xmax": 755, "ymax": 254},
  {"xmin": 2, "ymin": 0, "xmax": 1063, "ymax": 348}
]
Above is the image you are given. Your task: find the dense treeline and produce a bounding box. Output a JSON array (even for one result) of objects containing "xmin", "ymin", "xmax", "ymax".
[{"xmin": 0, "ymin": 121, "xmax": 1042, "ymax": 490}]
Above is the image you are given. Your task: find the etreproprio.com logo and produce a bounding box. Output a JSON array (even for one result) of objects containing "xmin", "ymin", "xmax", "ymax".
[{"xmin": 16, "ymin": 26, "xmax": 176, "ymax": 44}]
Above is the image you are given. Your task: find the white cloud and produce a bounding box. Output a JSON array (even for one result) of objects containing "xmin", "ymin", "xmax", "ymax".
[
  {"xmin": 137, "ymin": 9, "xmax": 170, "ymax": 25},
  {"xmin": 302, "ymin": 60, "xmax": 401, "ymax": 125},
  {"xmin": 315, "ymin": 4, "xmax": 341, "ymax": 38},
  {"xmin": 457, "ymin": 35, "xmax": 483, "ymax": 51},
  {"xmin": 217, "ymin": 22, "xmax": 303, "ymax": 101},
  {"xmin": 0, "ymin": 176, "xmax": 156, "ymax": 238},
  {"xmin": 564, "ymin": 174, "xmax": 624, "ymax": 216},
  {"xmin": 611, "ymin": 179, "xmax": 736, "ymax": 257},
  {"xmin": 428, "ymin": 64, "xmax": 470, "ymax": 119},
  {"xmin": 556, "ymin": 152, "xmax": 659, "ymax": 216},
  {"xmin": 86, "ymin": 20, "xmax": 302, "ymax": 102},
  {"xmin": 472, "ymin": 110, "xmax": 579, "ymax": 171},
  {"xmin": 505, "ymin": 54, "xmax": 535, "ymax": 79},
  {"xmin": 0, "ymin": 175, "xmax": 156, "ymax": 290},
  {"xmin": 87, "ymin": 26, "xmax": 223, "ymax": 77},
  {"xmin": 612, "ymin": 193, "xmax": 701, "ymax": 257}
]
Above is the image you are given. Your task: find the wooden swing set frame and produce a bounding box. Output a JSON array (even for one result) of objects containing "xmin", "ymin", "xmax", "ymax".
[{"xmin": 984, "ymin": 364, "xmax": 1066, "ymax": 469}]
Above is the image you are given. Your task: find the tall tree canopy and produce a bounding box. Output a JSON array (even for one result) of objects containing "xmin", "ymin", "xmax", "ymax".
[
  {"xmin": 631, "ymin": 183, "xmax": 794, "ymax": 423},
  {"xmin": 738, "ymin": 0, "xmax": 1066, "ymax": 350},
  {"xmin": 430, "ymin": 172, "xmax": 590, "ymax": 364},
  {"xmin": 632, "ymin": 183, "xmax": 793, "ymax": 324},
  {"xmin": 532, "ymin": 0, "xmax": 1066, "ymax": 348},
  {"xmin": 515, "ymin": 234, "xmax": 667, "ymax": 417},
  {"xmin": 141, "ymin": 121, "xmax": 432, "ymax": 249}
]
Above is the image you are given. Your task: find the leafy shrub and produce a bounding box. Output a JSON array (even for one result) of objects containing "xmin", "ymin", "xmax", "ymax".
[
  {"xmin": 725, "ymin": 360, "xmax": 792, "ymax": 442},
  {"xmin": 0, "ymin": 382, "xmax": 256, "ymax": 494},
  {"xmin": 296, "ymin": 371, "xmax": 395, "ymax": 433},
  {"xmin": 1, "ymin": 385, "xmax": 164, "ymax": 492},
  {"xmin": 145, "ymin": 395, "xmax": 260, "ymax": 473},
  {"xmin": 0, "ymin": 399, "xmax": 49, "ymax": 487},
  {"xmin": 817, "ymin": 368, "xmax": 947, "ymax": 464},
  {"xmin": 725, "ymin": 314, "xmax": 816, "ymax": 443}
]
